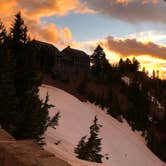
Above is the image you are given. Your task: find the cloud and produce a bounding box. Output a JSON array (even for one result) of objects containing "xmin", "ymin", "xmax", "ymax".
[
  {"xmin": 84, "ymin": 0, "xmax": 166, "ymax": 23},
  {"xmin": 18, "ymin": 0, "xmax": 94, "ymax": 19},
  {"xmin": 101, "ymin": 36, "xmax": 166, "ymax": 60},
  {"xmin": 127, "ymin": 31, "xmax": 166, "ymax": 43},
  {"xmin": 0, "ymin": 0, "xmax": 17, "ymax": 15},
  {"xmin": 0, "ymin": 0, "xmax": 94, "ymax": 47},
  {"xmin": 20, "ymin": 18, "xmax": 73, "ymax": 47}
]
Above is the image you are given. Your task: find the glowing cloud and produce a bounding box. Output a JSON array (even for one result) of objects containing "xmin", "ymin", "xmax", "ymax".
[
  {"xmin": 127, "ymin": 31, "xmax": 166, "ymax": 43},
  {"xmin": 18, "ymin": 0, "xmax": 94, "ymax": 19},
  {"xmin": 101, "ymin": 36, "xmax": 166, "ymax": 60},
  {"xmin": 0, "ymin": 0, "xmax": 17, "ymax": 15},
  {"xmin": 0, "ymin": 0, "xmax": 94, "ymax": 47}
]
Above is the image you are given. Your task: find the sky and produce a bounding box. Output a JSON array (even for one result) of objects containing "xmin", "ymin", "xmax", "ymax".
[{"xmin": 1, "ymin": 0, "xmax": 166, "ymax": 79}]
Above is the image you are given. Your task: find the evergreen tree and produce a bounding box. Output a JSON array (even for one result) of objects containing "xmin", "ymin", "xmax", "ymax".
[
  {"xmin": 47, "ymin": 111, "xmax": 60, "ymax": 129},
  {"xmin": 0, "ymin": 20, "xmax": 7, "ymax": 44},
  {"xmin": 0, "ymin": 19, "xmax": 7, "ymax": 75},
  {"xmin": 1, "ymin": 12, "xmax": 55, "ymax": 143},
  {"xmin": 118, "ymin": 57, "xmax": 139, "ymax": 74},
  {"xmin": 91, "ymin": 45, "xmax": 110, "ymax": 76},
  {"xmin": 0, "ymin": 20, "xmax": 19, "ymax": 135},
  {"xmin": 142, "ymin": 67, "xmax": 146, "ymax": 74},
  {"xmin": 152, "ymin": 70, "xmax": 156, "ymax": 79},
  {"xmin": 107, "ymin": 93, "xmax": 121, "ymax": 118},
  {"xmin": 90, "ymin": 45, "xmax": 101, "ymax": 74},
  {"xmin": 10, "ymin": 12, "xmax": 28, "ymax": 44},
  {"xmin": 156, "ymin": 70, "xmax": 159, "ymax": 79},
  {"xmin": 86, "ymin": 116, "xmax": 103, "ymax": 163},
  {"xmin": 0, "ymin": 45, "xmax": 19, "ymax": 135},
  {"xmin": 126, "ymin": 78, "xmax": 150, "ymax": 131},
  {"xmin": 119, "ymin": 58, "xmax": 125, "ymax": 74},
  {"xmin": 125, "ymin": 58, "xmax": 132, "ymax": 66},
  {"xmin": 74, "ymin": 136, "xmax": 87, "ymax": 159},
  {"xmin": 75, "ymin": 116, "xmax": 103, "ymax": 163},
  {"xmin": 125, "ymin": 58, "xmax": 132, "ymax": 72},
  {"xmin": 36, "ymin": 93, "xmax": 60, "ymax": 146},
  {"xmin": 131, "ymin": 57, "xmax": 140, "ymax": 72}
]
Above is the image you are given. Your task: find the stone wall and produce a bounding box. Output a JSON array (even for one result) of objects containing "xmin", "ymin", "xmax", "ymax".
[{"xmin": 0, "ymin": 129, "xmax": 71, "ymax": 166}]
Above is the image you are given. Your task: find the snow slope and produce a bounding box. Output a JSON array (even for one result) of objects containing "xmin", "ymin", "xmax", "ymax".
[{"xmin": 39, "ymin": 85, "xmax": 164, "ymax": 166}]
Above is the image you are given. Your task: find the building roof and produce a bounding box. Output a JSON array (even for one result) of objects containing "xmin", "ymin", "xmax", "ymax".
[{"xmin": 62, "ymin": 46, "xmax": 89, "ymax": 58}]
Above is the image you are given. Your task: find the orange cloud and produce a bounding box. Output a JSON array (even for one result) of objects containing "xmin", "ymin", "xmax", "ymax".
[
  {"xmin": 18, "ymin": 0, "xmax": 94, "ymax": 19},
  {"xmin": 101, "ymin": 36, "xmax": 166, "ymax": 60},
  {"xmin": 27, "ymin": 21, "xmax": 72, "ymax": 47},
  {"xmin": 0, "ymin": 0, "xmax": 94, "ymax": 47},
  {"xmin": 0, "ymin": 0, "xmax": 18, "ymax": 27},
  {"xmin": 62, "ymin": 28, "xmax": 72, "ymax": 42},
  {"xmin": 32, "ymin": 23, "xmax": 61, "ymax": 43},
  {"xmin": 0, "ymin": 0, "xmax": 17, "ymax": 14}
]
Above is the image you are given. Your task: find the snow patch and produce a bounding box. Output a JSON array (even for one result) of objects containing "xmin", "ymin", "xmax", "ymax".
[{"xmin": 39, "ymin": 84, "xmax": 164, "ymax": 166}]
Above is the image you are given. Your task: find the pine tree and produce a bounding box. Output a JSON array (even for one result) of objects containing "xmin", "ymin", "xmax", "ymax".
[
  {"xmin": 47, "ymin": 111, "xmax": 60, "ymax": 129},
  {"xmin": 0, "ymin": 13, "xmax": 57, "ymax": 144},
  {"xmin": 91, "ymin": 45, "xmax": 110, "ymax": 76},
  {"xmin": 126, "ymin": 78, "xmax": 150, "ymax": 131},
  {"xmin": 86, "ymin": 116, "xmax": 103, "ymax": 163},
  {"xmin": 0, "ymin": 45, "xmax": 19, "ymax": 135},
  {"xmin": 0, "ymin": 20, "xmax": 7, "ymax": 44},
  {"xmin": 75, "ymin": 116, "xmax": 103, "ymax": 163},
  {"xmin": 0, "ymin": 13, "xmax": 59, "ymax": 144},
  {"xmin": 0, "ymin": 19, "xmax": 7, "ymax": 74},
  {"xmin": 0, "ymin": 20, "xmax": 19, "ymax": 135},
  {"xmin": 107, "ymin": 93, "xmax": 121, "ymax": 118},
  {"xmin": 10, "ymin": 12, "xmax": 28, "ymax": 44},
  {"xmin": 119, "ymin": 58, "xmax": 125, "ymax": 74},
  {"xmin": 74, "ymin": 136, "xmax": 87, "ymax": 159},
  {"xmin": 152, "ymin": 70, "xmax": 156, "ymax": 79},
  {"xmin": 132, "ymin": 57, "xmax": 140, "ymax": 72},
  {"xmin": 90, "ymin": 45, "xmax": 101, "ymax": 74}
]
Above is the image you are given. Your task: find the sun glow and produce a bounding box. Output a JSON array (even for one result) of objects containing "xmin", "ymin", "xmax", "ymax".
[{"xmin": 105, "ymin": 50, "xmax": 166, "ymax": 79}]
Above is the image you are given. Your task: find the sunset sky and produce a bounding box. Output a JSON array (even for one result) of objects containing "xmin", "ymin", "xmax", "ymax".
[{"xmin": 1, "ymin": 0, "xmax": 166, "ymax": 79}]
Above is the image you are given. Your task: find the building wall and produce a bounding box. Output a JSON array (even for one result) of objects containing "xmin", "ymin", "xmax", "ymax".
[{"xmin": 54, "ymin": 47, "xmax": 90, "ymax": 73}]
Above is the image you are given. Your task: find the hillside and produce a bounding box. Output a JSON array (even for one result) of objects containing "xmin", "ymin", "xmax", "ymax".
[{"xmin": 39, "ymin": 85, "xmax": 164, "ymax": 166}]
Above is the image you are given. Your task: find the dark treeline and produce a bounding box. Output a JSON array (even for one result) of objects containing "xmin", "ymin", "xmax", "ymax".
[
  {"xmin": 0, "ymin": 12, "xmax": 59, "ymax": 145},
  {"xmin": 0, "ymin": 12, "xmax": 165, "ymax": 162}
]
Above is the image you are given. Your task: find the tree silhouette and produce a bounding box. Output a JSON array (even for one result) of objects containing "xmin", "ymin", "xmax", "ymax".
[
  {"xmin": 75, "ymin": 116, "xmax": 103, "ymax": 163},
  {"xmin": 0, "ymin": 20, "xmax": 7, "ymax": 44},
  {"xmin": 91, "ymin": 45, "xmax": 110, "ymax": 75},
  {"xmin": 10, "ymin": 12, "xmax": 28, "ymax": 44},
  {"xmin": 0, "ymin": 13, "xmax": 57, "ymax": 144}
]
